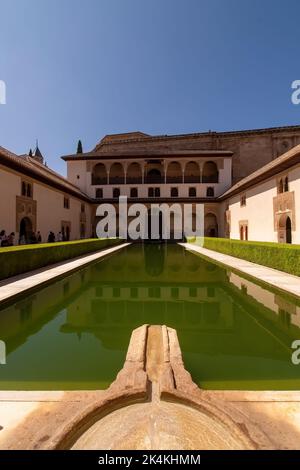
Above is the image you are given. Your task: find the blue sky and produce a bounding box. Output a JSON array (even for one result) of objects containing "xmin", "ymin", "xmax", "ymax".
[{"xmin": 0, "ymin": 0, "xmax": 300, "ymax": 174}]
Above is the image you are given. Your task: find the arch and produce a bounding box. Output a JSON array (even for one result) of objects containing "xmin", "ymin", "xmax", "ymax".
[
  {"xmin": 170, "ymin": 187, "xmax": 178, "ymax": 197},
  {"xmin": 202, "ymin": 161, "xmax": 218, "ymax": 183},
  {"xmin": 189, "ymin": 187, "xmax": 196, "ymax": 197},
  {"xmin": 284, "ymin": 176, "xmax": 289, "ymax": 192},
  {"xmin": 127, "ymin": 162, "xmax": 142, "ymax": 183},
  {"xmin": 206, "ymin": 187, "xmax": 214, "ymax": 197},
  {"xmin": 109, "ymin": 163, "xmax": 125, "ymax": 184},
  {"xmin": 184, "ymin": 161, "xmax": 200, "ymax": 183},
  {"xmin": 166, "ymin": 161, "xmax": 182, "ymax": 183},
  {"xmin": 240, "ymin": 225, "xmax": 244, "ymax": 241},
  {"xmin": 95, "ymin": 188, "xmax": 103, "ymax": 199},
  {"xmin": 19, "ymin": 217, "xmax": 33, "ymax": 243},
  {"xmin": 92, "ymin": 163, "xmax": 107, "ymax": 185},
  {"xmin": 286, "ymin": 217, "xmax": 292, "ymax": 243},
  {"xmin": 278, "ymin": 214, "xmax": 292, "ymax": 244},
  {"xmin": 204, "ymin": 213, "xmax": 218, "ymax": 237},
  {"xmin": 113, "ymin": 187, "xmax": 120, "ymax": 198},
  {"xmin": 145, "ymin": 162, "xmax": 164, "ymax": 183},
  {"xmin": 130, "ymin": 187, "xmax": 138, "ymax": 198}
]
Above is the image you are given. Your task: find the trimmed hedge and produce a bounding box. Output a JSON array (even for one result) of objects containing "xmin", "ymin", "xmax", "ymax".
[
  {"xmin": 0, "ymin": 238, "xmax": 121, "ymax": 281},
  {"xmin": 187, "ymin": 237, "xmax": 300, "ymax": 277}
]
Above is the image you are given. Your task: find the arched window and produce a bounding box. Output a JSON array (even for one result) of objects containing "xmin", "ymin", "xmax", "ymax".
[
  {"xmin": 202, "ymin": 161, "xmax": 218, "ymax": 183},
  {"xmin": 278, "ymin": 179, "xmax": 284, "ymax": 194},
  {"xmin": 127, "ymin": 163, "xmax": 142, "ymax": 184},
  {"xmin": 92, "ymin": 163, "xmax": 107, "ymax": 185},
  {"xmin": 189, "ymin": 187, "xmax": 196, "ymax": 197},
  {"xmin": 284, "ymin": 176, "xmax": 289, "ymax": 192},
  {"xmin": 130, "ymin": 188, "xmax": 138, "ymax": 198},
  {"xmin": 206, "ymin": 187, "xmax": 214, "ymax": 197},
  {"xmin": 240, "ymin": 226, "xmax": 244, "ymax": 240},
  {"xmin": 185, "ymin": 162, "xmax": 200, "ymax": 183},
  {"xmin": 166, "ymin": 162, "xmax": 182, "ymax": 183},
  {"xmin": 21, "ymin": 181, "xmax": 26, "ymax": 196},
  {"xmin": 109, "ymin": 163, "xmax": 125, "ymax": 184},
  {"xmin": 26, "ymin": 184, "xmax": 32, "ymax": 198},
  {"xmin": 171, "ymin": 187, "xmax": 178, "ymax": 197},
  {"xmin": 95, "ymin": 188, "xmax": 103, "ymax": 199},
  {"xmin": 113, "ymin": 188, "xmax": 120, "ymax": 198}
]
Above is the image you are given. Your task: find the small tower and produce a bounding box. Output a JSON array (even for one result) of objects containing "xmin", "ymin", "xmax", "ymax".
[{"xmin": 32, "ymin": 140, "xmax": 44, "ymax": 164}]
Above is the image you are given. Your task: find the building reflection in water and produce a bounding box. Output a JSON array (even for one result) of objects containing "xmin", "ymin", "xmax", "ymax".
[{"xmin": 1, "ymin": 245, "xmax": 300, "ymax": 389}]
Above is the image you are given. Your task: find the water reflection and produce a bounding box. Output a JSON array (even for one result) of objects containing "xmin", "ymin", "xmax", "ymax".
[{"xmin": 0, "ymin": 244, "xmax": 300, "ymax": 390}]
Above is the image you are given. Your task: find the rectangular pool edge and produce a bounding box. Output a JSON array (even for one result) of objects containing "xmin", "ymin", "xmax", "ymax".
[
  {"xmin": 0, "ymin": 242, "xmax": 131, "ymax": 307},
  {"xmin": 181, "ymin": 242, "xmax": 300, "ymax": 301}
]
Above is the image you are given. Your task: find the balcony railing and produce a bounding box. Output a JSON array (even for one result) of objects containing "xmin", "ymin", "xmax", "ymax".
[
  {"xmin": 91, "ymin": 174, "xmax": 218, "ymax": 185},
  {"xmin": 144, "ymin": 176, "xmax": 164, "ymax": 184},
  {"xmin": 166, "ymin": 176, "xmax": 183, "ymax": 184},
  {"xmin": 202, "ymin": 175, "xmax": 219, "ymax": 183},
  {"xmin": 126, "ymin": 177, "xmax": 143, "ymax": 184},
  {"xmin": 109, "ymin": 177, "xmax": 125, "ymax": 185},
  {"xmin": 91, "ymin": 176, "xmax": 107, "ymax": 185},
  {"xmin": 184, "ymin": 176, "xmax": 201, "ymax": 183}
]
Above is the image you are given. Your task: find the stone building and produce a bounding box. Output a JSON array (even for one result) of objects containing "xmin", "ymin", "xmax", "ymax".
[
  {"xmin": 0, "ymin": 145, "xmax": 91, "ymax": 243},
  {"xmin": 1, "ymin": 124, "xmax": 300, "ymax": 244}
]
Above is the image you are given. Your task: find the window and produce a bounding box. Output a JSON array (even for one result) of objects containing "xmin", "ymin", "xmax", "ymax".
[
  {"xmin": 21, "ymin": 181, "xmax": 32, "ymax": 198},
  {"xmin": 206, "ymin": 187, "xmax": 214, "ymax": 197},
  {"xmin": 240, "ymin": 195, "xmax": 246, "ymax": 207},
  {"xmin": 63, "ymin": 197, "xmax": 70, "ymax": 209},
  {"xmin": 148, "ymin": 187, "xmax": 160, "ymax": 197},
  {"xmin": 81, "ymin": 203, "xmax": 85, "ymax": 213},
  {"xmin": 95, "ymin": 188, "xmax": 103, "ymax": 198},
  {"xmin": 171, "ymin": 187, "xmax": 178, "ymax": 197},
  {"xmin": 284, "ymin": 176, "xmax": 289, "ymax": 192},
  {"xmin": 130, "ymin": 188, "xmax": 138, "ymax": 198},
  {"xmin": 21, "ymin": 181, "xmax": 26, "ymax": 196},
  {"xmin": 113, "ymin": 188, "xmax": 120, "ymax": 198},
  {"xmin": 76, "ymin": 175, "xmax": 80, "ymax": 180},
  {"xmin": 189, "ymin": 187, "xmax": 196, "ymax": 197},
  {"xmin": 240, "ymin": 223, "xmax": 248, "ymax": 240}
]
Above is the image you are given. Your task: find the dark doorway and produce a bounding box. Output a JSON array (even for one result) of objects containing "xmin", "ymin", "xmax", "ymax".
[
  {"xmin": 286, "ymin": 216, "xmax": 292, "ymax": 244},
  {"xmin": 19, "ymin": 217, "xmax": 32, "ymax": 243}
]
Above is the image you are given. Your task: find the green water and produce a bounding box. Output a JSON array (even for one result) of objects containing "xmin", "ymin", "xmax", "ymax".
[{"xmin": 1, "ymin": 244, "xmax": 300, "ymax": 390}]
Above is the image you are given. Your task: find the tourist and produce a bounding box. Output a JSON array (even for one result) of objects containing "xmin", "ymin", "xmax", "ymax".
[
  {"xmin": 37, "ymin": 231, "xmax": 42, "ymax": 243},
  {"xmin": 0, "ymin": 230, "xmax": 9, "ymax": 247},
  {"xmin": 47, "ymin": 231, "xmax": 55, "ymax": 243},
  {"xmin": 57, "ymin": 231, "xmax": 63, "ymax": 242},
  {"xmin": 30, "ymin": 232, "xmax": 37, "ymax": 244},
  {"xmin": 7, "ymin": 232, "xmax": 15, "ymax": 246}
]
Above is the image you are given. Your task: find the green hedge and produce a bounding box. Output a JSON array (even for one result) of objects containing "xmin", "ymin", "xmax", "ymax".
[
  {"xmin": 187, "ymin": 237, "xmax": 300, "ymax": 277},
  {"xmin": 0, "ymin": 238, "xmax": 121, "ymax": 281}
]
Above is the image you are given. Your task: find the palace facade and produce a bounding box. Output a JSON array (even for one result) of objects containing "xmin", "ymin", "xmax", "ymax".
[{"xmin": 1, "ymin": 124, "xmax": 300, "ymax": 244}]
